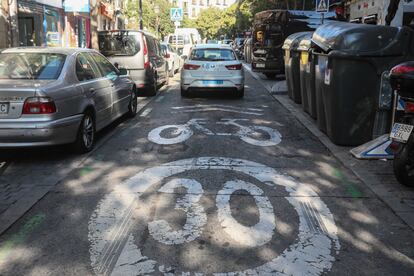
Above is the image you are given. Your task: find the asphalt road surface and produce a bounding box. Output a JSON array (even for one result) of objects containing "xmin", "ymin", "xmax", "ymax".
[{"xmin": 0, "ymin": 72, "xmax": 413, "ymax": 276}]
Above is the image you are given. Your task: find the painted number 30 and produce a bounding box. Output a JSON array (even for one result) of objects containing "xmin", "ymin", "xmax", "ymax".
[{"xmin": 148, "ymin": 178, "xmax": 276, "ymax": 247}]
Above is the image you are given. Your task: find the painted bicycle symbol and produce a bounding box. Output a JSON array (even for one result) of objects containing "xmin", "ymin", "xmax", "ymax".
[{"xmin": 148, "ymin": 118, "xmax": 282, "ymax": 146}]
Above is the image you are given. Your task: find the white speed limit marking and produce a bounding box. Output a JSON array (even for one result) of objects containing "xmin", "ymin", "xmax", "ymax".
[
  {"xmin": 89, "ymin": 157, "xmax": 340, "ymax": 275},
  {"xmin": 216, "ymin": 180, "xmax": 276, "ymax": 247},
  {"xmin": 148, "ymin": 178, "xmax": 207, "ymax": 245}
]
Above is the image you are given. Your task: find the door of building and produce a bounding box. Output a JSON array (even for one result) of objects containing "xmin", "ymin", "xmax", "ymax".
[{"xmin": 18, "ymin": 17, "xmax": 35, "ymax": 46}]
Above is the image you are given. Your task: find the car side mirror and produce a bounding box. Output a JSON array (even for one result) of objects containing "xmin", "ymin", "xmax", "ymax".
[{"xmin": 118, "ymin": 68, "xmax": 128, "ymax": 76}]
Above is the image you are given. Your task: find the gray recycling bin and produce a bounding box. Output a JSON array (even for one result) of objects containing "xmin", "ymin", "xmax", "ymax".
[
  {"xmin": 314, "ymin": 52, "xmax": 328, "ymax": 133},
  {"xmin": 283, "ymin": 32, "xmax": 313, "ymax": 104},
  {"xmin": 297, "ymin": 33, "xmax": 316, "ymax": 118},
  {"xmin": 312, "ymin": 22, "xmax": 414, "ymax": 146}
]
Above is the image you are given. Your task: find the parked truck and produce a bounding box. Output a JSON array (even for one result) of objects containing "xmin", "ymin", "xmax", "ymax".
[
  {"xmin": 251, "ymin": 10, "xmax": 335, "ymax": 78},
  {"xmin": 348, "ymin": 0, "xmax": 405, "ymax": 26}
]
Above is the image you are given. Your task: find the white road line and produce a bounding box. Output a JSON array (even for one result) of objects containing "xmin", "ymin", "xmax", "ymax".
[
  {"xmin": 140, "ymin": 107, "xmax": 152, "ymax": 117},
  {"xmin": 172, "ymin": 104, "xmax": 264, "ymax": 112},
  {"xmin": 155, "ymin": 96, "xmax": 164, "ymax": 103},
  {"xmin": 173, "ymin": 108, "xmax": 263, "ymax": 116}
]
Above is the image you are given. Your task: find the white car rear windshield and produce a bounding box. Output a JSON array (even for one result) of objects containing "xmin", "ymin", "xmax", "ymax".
[{"xmin": 190, "ymin": 49, "xmax": 236, "ymax": 61}]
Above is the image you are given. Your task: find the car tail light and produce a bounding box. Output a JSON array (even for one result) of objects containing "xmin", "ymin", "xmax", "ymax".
[
  {"xmin": 143, "ymin": 35, "xmax": 150, "ymax": 69},
  {"xmin": 183, "ymin": 63, "xmax": 200, "ymax": 70},
  {"xmin": 226, "ymin": 64, "xmax": 242, "ymax": 70},
  {"xmin": 22, "ymin": 97, "xmax": 56, "ymax": 114},
  {"xmin": 391, "ymin": 64, "xmax": 414, "ymax": 75},
  {"xmin": 165, "ymin": 53, "xmax": 170, "ymax": 59},
  {"xmin": 405, "ymin": 102, "xmax": 414, "ymax": 113}
]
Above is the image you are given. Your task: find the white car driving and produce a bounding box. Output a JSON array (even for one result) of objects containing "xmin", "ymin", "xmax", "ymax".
[{"xmin": 180, "ymin": 44, "xmax": 245, "ymax": 98}]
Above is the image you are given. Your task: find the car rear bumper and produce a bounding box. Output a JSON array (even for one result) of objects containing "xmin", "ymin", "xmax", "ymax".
[
  {"xmin": 251, "ymin": 60, "xmax": 284, "ymax": 73},
  {"xmin": 0, "ymin": 115, "xmax": 83, "ymax": 148},
  {"xmin": 181, "ymin": 75, "xmax": 244, "ymax": 91}
]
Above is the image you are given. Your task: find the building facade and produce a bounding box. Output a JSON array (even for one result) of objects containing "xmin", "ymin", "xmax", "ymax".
[
  {"xmin": 2, "ymin": 0, "xmax": 126, "ymax": 50},
  {"xmin": 170, "ymin": 0, "xmax": 238, "ymax": 19}
]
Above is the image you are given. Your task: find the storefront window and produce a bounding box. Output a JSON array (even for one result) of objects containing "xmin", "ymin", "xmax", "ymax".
[{"xmin": 45, "ymin": 9, "xmax": 61, "ymax": 47}]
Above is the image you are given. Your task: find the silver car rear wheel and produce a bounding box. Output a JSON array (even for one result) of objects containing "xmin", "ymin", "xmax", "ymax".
[
  {"xmin": 74, "ymin": 112, "xmax": 95, "ymax": 153},
  {"xmin": 127, "ymin": 90, "xmax": 138, "ymax": 117}
]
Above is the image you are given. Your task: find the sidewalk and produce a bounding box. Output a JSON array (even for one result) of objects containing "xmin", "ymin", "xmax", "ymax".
[{"xmin": 244, "ymin": 63, "xmax": 414, "ymax": 230}]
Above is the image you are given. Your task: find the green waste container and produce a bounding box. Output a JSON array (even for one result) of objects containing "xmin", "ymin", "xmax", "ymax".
[
  {"xmin": 297, "ymin": 33, "xmax": 316, "ymax": 118},
  {"xmin": 312, "ymin": 22, "xmax": 414, "ymax": 146},
  {"xmin": 283, "ymin": 32, "xmax": 312, "ymax": 104}
]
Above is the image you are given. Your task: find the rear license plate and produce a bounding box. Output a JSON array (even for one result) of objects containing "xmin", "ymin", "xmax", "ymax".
[
  {"xmin": 0, "ymin": 103, "xmax": 9, "ymax": 114},
  {"xmin": 203, "ymin": 80, "xmax": 223, "ymax": 85},
  {"xmin": 256, "ymin": 63, "xmax": 265, "ymax": 68},
  {"xmin": 390, "ymin": 123, "xmax": 414, "ymax": 143}
]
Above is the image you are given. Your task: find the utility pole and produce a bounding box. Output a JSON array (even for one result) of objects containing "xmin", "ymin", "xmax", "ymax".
[{"xmin": 139, "ymin": 0, "xmax": 143, "ymax": 30}]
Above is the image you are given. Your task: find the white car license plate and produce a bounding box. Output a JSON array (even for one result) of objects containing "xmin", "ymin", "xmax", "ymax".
[
  {"xmin": 203, "ymin": 80, "xmax": 223, "ymax": 85},
  {"xmin": 390, "ymin": 123, "xmax": 414, "ymax": 143},
  {"xmin": 256, "ymin": 63, "xmax": 265, "ymax": 68},
  {"xmin": 0, "ymin": 103, "xmax": 9, "ymax": 114}
]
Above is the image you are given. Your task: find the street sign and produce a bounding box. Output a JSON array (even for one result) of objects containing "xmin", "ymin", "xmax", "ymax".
[
  {"xmin": 170, "ymin": 7, "xmax": 183, "ymax": 21},
  {"xmin": 315, "ymin": 0, "xmax": 329, "ymax": 13}
]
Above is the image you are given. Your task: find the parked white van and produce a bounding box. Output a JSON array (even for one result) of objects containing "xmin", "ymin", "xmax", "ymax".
[{"xmin": 165, "ymin": 28, "xmax": 201, "ymax": 58}]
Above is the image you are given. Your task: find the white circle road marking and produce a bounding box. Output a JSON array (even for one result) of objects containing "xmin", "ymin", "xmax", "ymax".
[
  {"xmin": 148, "ymin": 178, "xmax": 207, "ymax": 245},
  {"xmin": 88, "ymin": 157, "xmax": 340, "ymax": 275},
  {"xmin": 237, "ymin": 125, "xmax": 282, "ymax": 147},
  {"xmin": 148, "ymin": 124, "xmax": 193, "ymax": 145},
  {"xmin": 216, "ymin": 180, "xmax": 276, "ymax": 247}
]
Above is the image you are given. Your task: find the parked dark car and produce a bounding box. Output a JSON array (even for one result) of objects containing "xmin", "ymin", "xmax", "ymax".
[{"xmin": 98, "ymin": 30, "xmax": 168, "ymax": 96}]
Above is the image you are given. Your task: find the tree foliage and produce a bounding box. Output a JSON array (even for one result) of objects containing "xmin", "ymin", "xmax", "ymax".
[
  {"xmin": 125, "ymin": 0, "xmax": 174, "ymax": 39},
  {"xmin": 182, "ymin": 2, "xmax": 251, "ymax": 40},
  {"xmin": 181, "ymin": 0, "xmax": 317, "ymax": 40},
  {"xmin": 246, "ymin": 0, "xmax": 315, "ymax": 13}
]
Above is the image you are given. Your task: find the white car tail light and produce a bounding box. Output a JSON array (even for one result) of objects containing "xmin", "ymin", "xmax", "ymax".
[
  {"xmin": 183, "ymin": 63, "xmax": 200, "ymax": 70},
  {"xmin": 225, "ymin": 64, "xmax": 242, "ymax": 70}
]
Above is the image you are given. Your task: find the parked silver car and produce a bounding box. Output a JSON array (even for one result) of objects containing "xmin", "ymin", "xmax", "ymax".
[
  {"xmin": 180, "ymin": 44, "xmax": 245, "ymax": 98},
  {"xmin": 98, "ymin": 30, "xmax": 168, "ymax": 96},
  {"xmin": 0, "ymin": 47, "xmax": 137, "ymax": 152}
]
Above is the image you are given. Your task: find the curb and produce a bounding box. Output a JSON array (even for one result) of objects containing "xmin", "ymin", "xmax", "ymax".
[{"xmin": 244, "ymin": 63, "xmax": 414, "ymax": 230}]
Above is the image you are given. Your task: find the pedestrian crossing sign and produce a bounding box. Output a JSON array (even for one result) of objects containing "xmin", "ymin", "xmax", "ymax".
[
  {"xmin": 316, "ymin": 0, "xmax": 329, "ymax": 12},
  {"xmin": 171, "ymin": 8, "xmax": 183, "ymax": 21}
]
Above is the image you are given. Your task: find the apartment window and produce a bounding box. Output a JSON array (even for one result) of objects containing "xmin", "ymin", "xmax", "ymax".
[
  {"xmin": 192, "ymin": 0, "xmax": 196, "ymax": 5},
  {"xmin": 223, "ymin": 0, "xmax": 226, "ymax": 5},
  {"xmin": 216, "ymin": 0, "xmax": 220, "ymax": 5}
]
